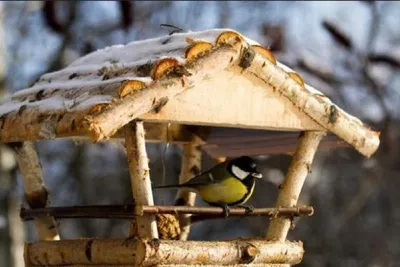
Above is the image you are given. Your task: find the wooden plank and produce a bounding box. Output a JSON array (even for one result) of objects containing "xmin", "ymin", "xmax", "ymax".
[
  {"xmin": 140, "ymin": 66, "xmax": 325, "ymax": 132},
  {"xmin": 198, "ymin": 128, "xmax": 349, "ymax": 157}
]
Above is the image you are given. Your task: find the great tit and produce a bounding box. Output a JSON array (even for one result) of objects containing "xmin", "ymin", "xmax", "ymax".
[{"xmin": 153, "ymin": 156, "xmax": 262, "ymax": 217}]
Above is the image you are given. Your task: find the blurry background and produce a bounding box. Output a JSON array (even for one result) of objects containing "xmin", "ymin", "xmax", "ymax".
[{"xmin": 0, "ymin": 1, "xmax": 400, "ymax": 266}]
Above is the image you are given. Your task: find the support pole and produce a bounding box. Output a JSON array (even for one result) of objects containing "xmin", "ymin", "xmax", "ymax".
[
  {"xmin": 266, "ymin": 131, "xmax": 325, "ymax": 241},
  {"xmin": 10, "ymin": 142, "xmax": 59, "ymax": 241},
  {"xmin": 175, "ymin": 137, "xmax": 202, "ymax": 240},
  {"xmin": 124, "ymin": 121, "xmax": 158, "ymax": 239}
]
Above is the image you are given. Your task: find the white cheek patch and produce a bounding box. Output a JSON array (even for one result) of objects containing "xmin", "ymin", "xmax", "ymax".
[{"xmin": 231, "ymin": 165, "xmax": 250, "ymax": 180}]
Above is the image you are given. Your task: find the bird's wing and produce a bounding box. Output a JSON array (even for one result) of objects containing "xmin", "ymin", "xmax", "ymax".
[
  {"xmin": 182, "ymin": 161, "xmax": 230, "ymax": 187},
  {"xmin": 181, "ymin": 172, "xmax": 217, "ymax": 187}
]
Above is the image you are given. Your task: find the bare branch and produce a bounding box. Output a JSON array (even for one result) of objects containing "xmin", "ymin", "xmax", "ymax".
[
  {"xmin": 322, "ymin": 20, "xmax": 353, "ymax": 51},
  {"xmin": 368, "ymin": 53, "xmax": 400, "ymax": 68}
]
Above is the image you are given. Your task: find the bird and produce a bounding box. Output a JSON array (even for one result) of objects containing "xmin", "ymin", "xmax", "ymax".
[{"xmin": 153, "ymin": 156, "xmax": 262, "ymax": 217}]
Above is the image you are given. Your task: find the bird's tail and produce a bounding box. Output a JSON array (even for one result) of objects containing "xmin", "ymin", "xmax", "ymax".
[{"xmin": 152, "ymin": 184, "xmax": 188, "ymax": 189}]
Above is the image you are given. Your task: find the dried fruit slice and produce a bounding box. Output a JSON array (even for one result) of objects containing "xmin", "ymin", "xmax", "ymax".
[
  {"xmin": 288, "ymin": 72, "xmax": 305, "ymax": 87},
  {"xmin": 185, "ymin": 41, "xmax": 213, "ymax": 60},
  {"xmin": 151, "ymin": 58, "xmax": 179, "ymax": 80},
  {"xmin": 88, "ymin": 103, "xmax": 110, "ymax": 115},
  {"xmin": 251, "ymin": 45, "xmax": 277, "ymax": 65},
  {"xmin": 119, "ymin": 80, "xmax": 147, "ymax": 98},
  {"xmin": 216, "ymin": 31, "xmax": 244, "ymax": 45}
]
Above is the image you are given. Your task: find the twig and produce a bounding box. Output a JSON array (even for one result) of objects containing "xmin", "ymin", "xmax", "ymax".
[
  {"xmin": 322, "ymin": 20, "xmax": 353, "ymax": 51},
  {"xmin": 20, "ymin": 205, "xmax": 314, "ymax": 221},
  {"xmin": 160, "ymin": 23, "xmax": 185, "ymax": 35},
  {"xmin": 368, "ymin": 53, "xmax": 400, "ymax": 68}
]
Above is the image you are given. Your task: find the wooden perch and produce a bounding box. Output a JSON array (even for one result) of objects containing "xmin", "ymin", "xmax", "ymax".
[
  {"xmin": 175, "ymin": 137, "xmax": 202, "ymax": 240},
  {"xmin": 124, "ymin": 121, "xmax": 158, "ymax": 239},
  {"xmin": 85, "ymin": 44, "xmax": 242, "ymax": 142},
  {"xmin": 244, "ymin": 48, "xmax": 380, "ymax": 158},
  {"xmin": 24, "ymin": 238, "xmax": 304, "ymax": 266},
  {"xmin": 10, "ymin": 142, "xmax": 60, "ymax": 241},
  {"xmin": 29, "ymin": 264, "xmax": 290, "ymax": 267},
  {"xmin": 19, "ymin": 205, "xmax": 314, "ymax": 221},
  {"xmin": 266, "ymin": 131, "xmax": 324, "ymax": 241}
]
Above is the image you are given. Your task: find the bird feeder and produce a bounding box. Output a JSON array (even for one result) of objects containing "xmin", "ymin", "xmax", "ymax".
[{"xmin": 0, "ymin": 28, "xmax": 380, "ymax": 266}]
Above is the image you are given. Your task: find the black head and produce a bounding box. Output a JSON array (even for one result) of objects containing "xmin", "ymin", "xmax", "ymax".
[{"xmin": 228, "ymin": 156, "xmax": 262, "ymax": 180}]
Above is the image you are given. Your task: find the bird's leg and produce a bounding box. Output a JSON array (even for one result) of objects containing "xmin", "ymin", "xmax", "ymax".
[
  {"xmin": 215, "ymin": 203, "xmax": 231, "ymax": 218},
  {"xmin": 237, "ymin": 204, "xmax": 255, "ymax": 214}
]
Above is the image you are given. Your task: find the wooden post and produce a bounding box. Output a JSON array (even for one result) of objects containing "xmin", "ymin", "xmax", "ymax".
[
  {"xmin": 10, "ymin": 142, "xmax": 59, "ymax": 241},
  {"xmin": 266, "ymin": 131, "xmax": 325, "ymax": 241},
  {"xmin": 124, "ymin": 121, "xmax": 158, "ymax": 239},
  {"xmin": 175, "ymin": 137, "xmax": 202, "ymax": 240}
]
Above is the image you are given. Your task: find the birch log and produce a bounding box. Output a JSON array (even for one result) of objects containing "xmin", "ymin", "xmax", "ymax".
[
  {"xmin": 266, "ymin": 131, "xmax": 324, "ymax": 241},
  {"xmin": 24, "ymin": 238, "xmax": 304, "ymax": 266},
  {"xmin": 10, "ymin": 142, "xmax": 60, "ymax": 241},
  {"xmin": 32, "ymin": 265, "xmax": 289, "ymax": 267},
  {"xmin": 85, "ymin": 44, "xmax": 242, "ymax": 142},
  {"xmin": 175, "ymin": 137, "xmax": 202, "ymax": 240},
  {"xmin": 124, "ymin": 121, "xmax": 158, "ymax": 239},
  {"xmin": 244, "ymin": 49, "xmax": 380, "ymax": 158}
]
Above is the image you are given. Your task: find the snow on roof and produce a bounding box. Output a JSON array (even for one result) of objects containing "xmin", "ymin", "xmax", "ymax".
[{"xmin": 1, "ymin": 29, "xmax": 236, "ymax": 116}]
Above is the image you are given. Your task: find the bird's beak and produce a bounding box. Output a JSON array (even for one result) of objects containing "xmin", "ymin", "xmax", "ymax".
[{"xmin": 251, "ymin": 172, "xmax": 262, "ymax": 178}]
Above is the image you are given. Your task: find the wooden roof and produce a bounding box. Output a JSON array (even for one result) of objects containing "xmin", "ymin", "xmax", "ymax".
[{"xmin": 0, "ymin": 29, "xmax": 380, "ymax": 157}]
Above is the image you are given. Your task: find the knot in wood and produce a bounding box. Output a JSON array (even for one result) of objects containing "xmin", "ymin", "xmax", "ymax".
[
  {"xmin": 147, "ymin": 238, "xmax": 161, "ymax": 252},
  {"xmin": 239, "ymin": 47, "xmax": 255, "ymax": 69},
  {"xmin": 238, "ymin": 241, "xmax": 260, "ymax": 264}
]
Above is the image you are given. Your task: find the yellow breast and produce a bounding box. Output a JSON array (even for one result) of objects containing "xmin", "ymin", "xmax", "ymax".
[{"xmin": 196, "ymin": 177, "xmax": 250, "ymax": 205}]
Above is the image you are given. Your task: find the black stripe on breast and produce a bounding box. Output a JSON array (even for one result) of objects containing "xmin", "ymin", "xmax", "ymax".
[{"xmin": 228, "ymin": 177, "xmax": 256, "ymax": 206}]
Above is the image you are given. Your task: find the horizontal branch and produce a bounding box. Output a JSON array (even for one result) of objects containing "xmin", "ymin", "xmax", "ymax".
[
  {"xmin": 25, "ymin": 238, "xmax": 304, "ymax": 265},
  {"xmin": 20, "ymin": 205, "xmax": 314, "ymax": 221},
  {"xmin": 31, "ymin": 265, "xmax": 290, "ymax": 267}
]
